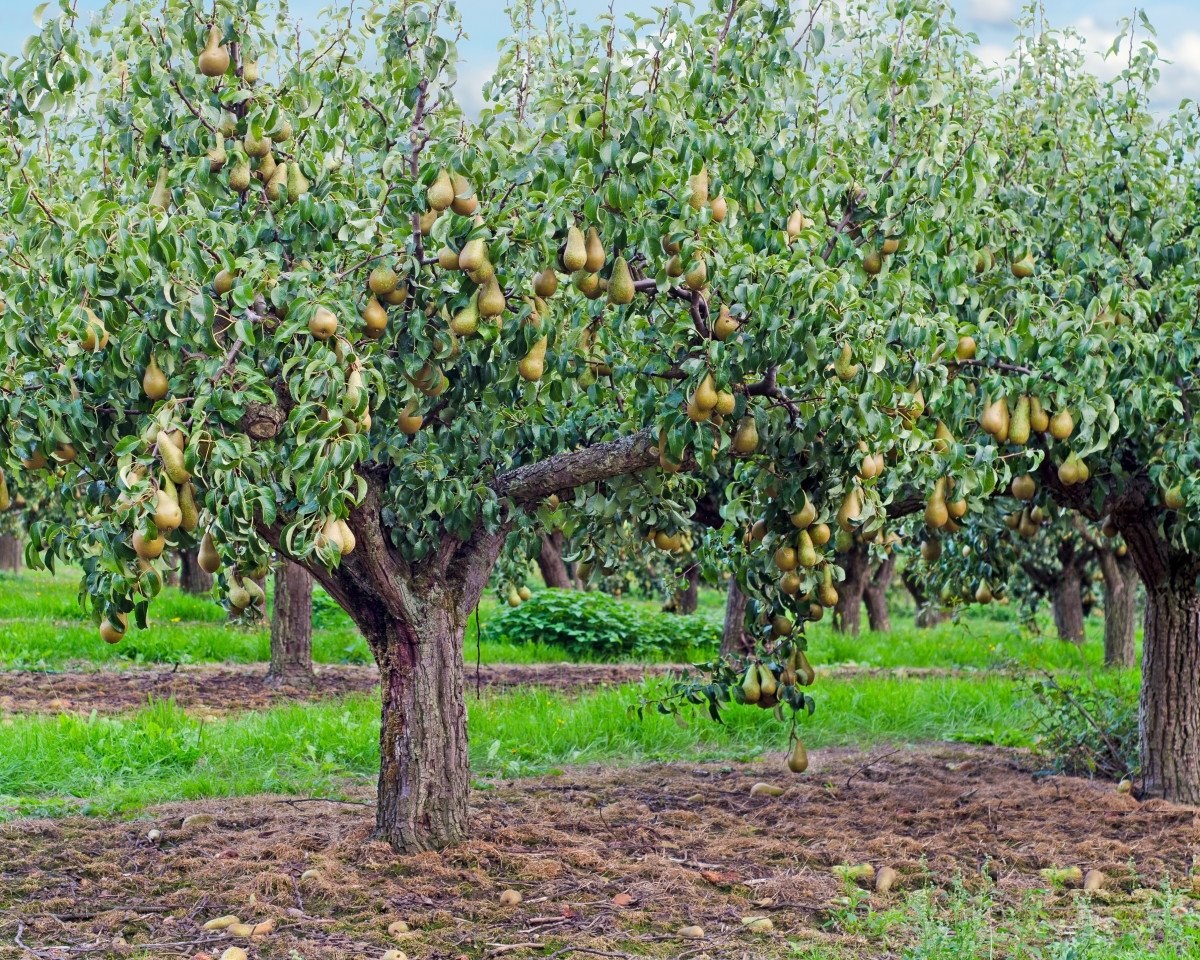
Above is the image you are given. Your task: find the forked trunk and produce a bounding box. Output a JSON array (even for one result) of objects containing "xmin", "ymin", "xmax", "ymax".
[
  {"xmin": 0, "ymin": 534, "xmax": 21, "ymax": 573},
  {"xmin": 1097, "ymin": 548, "xmax": 1137, "ymax": 669},
  {"xmin": 178, "ymin": 546, "xmax": 213, "ymax": 594},
  {"xmin": 367, "ymin": 590, "xmax": 470, "ymax": 852},
  {"xmin": 536, "ymin": 531, "xmax": 574, "ymax": 590},
  {"xmin": 721, "ymin": 578, "xmax": 755, "ymax": 656},
  {"xmin": 863, "ymin": 553, "xmax": 895, "ymax": 633},
  {"xmin": 267, "ymin": 560, "xmax": 314, "ymax": 687},
  {"xmin": 1050, "ymin": 562, "xmax": 1086, "ymax": 645}
]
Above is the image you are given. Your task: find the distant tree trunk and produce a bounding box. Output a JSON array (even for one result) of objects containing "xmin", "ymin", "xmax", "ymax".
[
  {"xmin": 903, "ymin": 571, "xmax": 945, "ymax": 628},
  {"xmin": 1050, "ymin": 554, "xmax": 1086, "ymax": 645},
  {"xmin": 666, "ymin": 564, "xmax": 700, "ymax": 615},
  {"xmin": 834, "ymin": 542, "xmax": 870, "ymax": 635},
  {"xmin": 178, "ymin": 547, "xmax": 213, "ymax": 594},
  {"xmin": 721, "ymin": 579, "xmax": 755, "ymax": 656},
  {"xmin": 0, "ymin": 534, "xmax": 21, "ymax": 573},
  {"xmin": 536, "ymin": 531, "xmax": 573, "ymax": 590},
  {"xmin": 1097, "ymin": 547, "xmax": 1138, "ymax": 669},
  {"xmin": 863, "ymin": 553, "xmax": 896, "ymax": 633},
  {"xmin": 266, "ymin": 560, "xmax": 314, "ymax": 687}
]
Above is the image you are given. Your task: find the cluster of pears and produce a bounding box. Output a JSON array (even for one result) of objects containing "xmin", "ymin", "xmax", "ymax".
[
  {"xmin": 646, "ymin": 528, "xmax": 693, "ymax": 553},
  {"xmin": 786, "ymin": 206, "xmax": 815, "ymax": 244},
  {"xmin": 362, "ymin": 264, "xmax": 408, "ymax": 340},
  {"xmin": 505, "ymin": 584, "xmax": 534, "ymax": 607},
  {"xmin": 554, "ymin": 223, "xmax": 636, "ymax": 307},
  {"xmin": 924, "ymin": 477, "xmax": 968, "ymax": 532},
  {"xmin": 208, "ymin": 83, "xmax": 308, "ymax": 204},
  {"xmin": 685, "ymin": 373, "xmax": 736, "ymax": 424},
  {"xmin": 314, "ymin": 515, "xmax": 358, "ymax": 559},
  {"xmin": 980, "ymin": 394, "xmax": 1072, "ymax": 447},
  {"xmin": 740, "ymin": 644, "xmax": 815, "ymax": 711},
  {"xmin": 863, "ymin": 229, "xmax": 903, "ymax": 276},
  {"xmin": 1004, "ymin": 501, "xmax": 1048, "ymax": 539},
  {"xmin": 687, "ymin": 165, "xmax": 727, "ymax": 223}
]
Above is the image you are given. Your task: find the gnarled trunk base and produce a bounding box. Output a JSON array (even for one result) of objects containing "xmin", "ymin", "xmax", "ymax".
[{"xmin": 864, "ymin": 553, "xmax": 895, "ymax": 633}]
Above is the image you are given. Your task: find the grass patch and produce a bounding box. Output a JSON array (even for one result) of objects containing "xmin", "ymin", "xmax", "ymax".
[{"xmin": 0, "ymin": 673, "xmax": 1029, "ymax": 818}]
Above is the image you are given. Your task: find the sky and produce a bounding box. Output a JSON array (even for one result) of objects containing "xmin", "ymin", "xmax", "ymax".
[{"xmin": 2, "ymin": 1, "xmax": 1198, "ymax": 112}]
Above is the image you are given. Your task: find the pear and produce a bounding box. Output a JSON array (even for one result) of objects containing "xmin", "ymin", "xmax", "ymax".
[
  {"xmin": 574, "ymin": 272, "xmax": 602, "ymax": 299},
  {"xmin": 178, "ymin": 482, "xmax": 199, "ymax": 533},
  {"xmin": 741, "ymin": 664, "xmax": 761, "ymax": 704},
  {"xmin": 243, "ymin": 132, "xmax": 272, "ymax": 158},
  {"xmin": 1049, "ymin": 409, "xmax": 1074, "ymax": 440},
  {"xmin": 881, "ymin": 236, "xmax": 901, "ymax": 255},
  {"xmin": 99, "ymin": 613, "xmax": 128, "ymax": 645},
  {"xmin": 933, "ymin": 421, "xmax": 954, "ymax": 453},
  {"xmin": 665, "ymin": 254, "xmax": 684, "ymax": 278},
  {"xmin": 228, "ymin": 577, "xmax": 252, "ymax": 611},
  {"xmin": 773, "ymin": 546, "xmax": 797, "ymax": 571},
  {"xmin": 693, "ymin": 373, "xmax": 718, "ymax": 412},
  {"xmin": 287, "ymin": 162, "xmax": 309, "ymax": 200},
  {"xmin": 836, "ymin": 486, "xmax": 862, "ymax": 532},
  {"xmin": 1012, "ymin": 474, "xmax": 1036, "ymax": 501},
  {"xmin": 363, "ymin": 297, "xmax": 388, "ymax": 338},
  {"xmin": 1011, "ymin": 254, "xmax": 1035, "ymax": 279},
  {"xmin": 427, "ymin": 168, "xmax": 454, "ymax": 211},
  {"xmin": 713, "ymin": 305, "xmax": 740, "ymax": 341},
  {"xmin": 780, "ymin": 572, "xmax": 802, "ymax": 595},
  {"xmin": 337, "ymin": 519, "xmax": 357, "ymax": 555},
  {"xmin": 269, "ymin": 117, "xmax": 293, "ymax": 143},
  {"xmin": 684, "ymin": 257, "xmax": 707, "ymax": 291},
  {"xmin": 229, "ymin": 160, "xmax": 252, "ymax": 193},
  {"xmin": 797, "ymin": 529, "xmax": 818, "ymax": 568},
  {"xmin": 759, "ymin": 663, "xmax": 781, "ymax": 698},
  {"xmin": 948, "ymin": 497, "xmax": 967, "ymax": 520},
  {"xmin": 710, "ymin": 194, "xmax": 728, "ymax": 223},
  {"xmin": 863, "ymin": 250, "xmax": 883, "ymax": 275},
  {"xmin": 533, "ymin": 269, "xmax": 558, "ymax": 298},
  {"xmin": 257, "ymin": 150, "xmax": 277, "ymax": 183},
  {"xmin": 157, "ymin": 431, "xmax": 190, "ymax": 484},
  {"xmin": 477, "ymin": 278, "xmax": 505, "ymax": 318},
  {"xmin": 383, "ymin": 285, "xmax": 408, "ymax": 306},
  {"xmin": 607, "ymin": 257, "xmax": 634, "ymax": 305},
  {"xmin": 975, "ymin": 580, "xmax": 993, "ymax": 604},
  {"xmin": 367, "ymin": 266, "xmax": 398, "ymax": 297},
  {"xmin": 955, "ymin": 335, "xmax": 977, "ymax": 361},
  {"xmin": 309, "ymin": 306, "xmax": 338, "ymax": 341},
  {"xmin": 920, "ymin": 538, "xmax": 941, "ymax": 562},
  {"xmin": 518, "ymin": 337, "xmax": 548, "ymax": 382},
  {"xmin": 791, "ymin": 495, "xmax": 817, "ymax": 529},
  {"xmin": 467, "ymin": 259, "xmax": 495, "ymax": 284},
  {"xmin": 924, "ymin": 479, "xmax": 949, "ymax": 530},
  {"xmin": 1058, "ymin": 452, "xmax": 1088, "ymax": 486},
  {"xmin": 437, "ymin": 246, "xmax": 460, "ymax": 271},
  {"xmin": 833, "ymin": 344, "xmax": 859, "ymax": 381},
  {"xmin": 0, "ymin": 471, "xmax": 9, "ymax": 512},
  {"xmin": 714, "ymin": 390, "xmax": 736, "ymax": 417},
  {"xmin": 1029, "ymin": 396, "xmax": 1050, "ymax": 433},
  {"xmin": 133, "ymin": 531, "xmax": 166, "ymax": 560},
  {"xmin": 143, "ymin": 356, "xmax": 169, "ymax": 401},
  {"xmin": 561, "ymin": 226, "xmax": 587, "ymax": 272},
  {"xmin": 787, "ymin": 739, "xmax": 809, "ymax": 774},
  {"xmin": 450, "ymin": 297, "xmax": 480, "ymax": 336},
  {"xmin": 1164, "ymin": 485, "xmax": 1185, "ymax": 510},
  {"xmin": 197, "ymin": 25, "xmax": 230, "ymax": 77},
  {"xmin": 207, "ymin": 136, "xmax": 227, "ymax": 173},
  {"xmin": 81, "ymin": 307, "xmax": 109, "ymax": 351},
  {"xmin": 688, "ymin": 166, "xmax": 709, "ymax": 210},
  {"xmin": 419, "ymin": 209, "xmax": 440, "ymax": 234},
  {"xmin": 583, "ymin": 227, "xmax": 605, "ymax": 273},
  {"xmin": 214, "ymin": 269, "xmax": 236, "ymax": 295},
  {"xmin": 448, "ymin": 173, "xmax": 477, "ymax": 216},
  {"xmin": 154, "ymin": 482, "xmax": 183, "ymax": 531},
  {"xmin": 459, "ymin": 238, "xmax": 488, "ymax": 274},
  {"xmin": 980, "ymin": 396, "xmax": 1010, "ymax": 442},
  {"xmin": 818, "ymin": 565, "xmax": 839, "ymax": 607},
  {"xmin": 266, "ymin": 160, "xmax": 288, "ymax": 201},
  {"xmin": 242, "ymin": 58, "xmax": 259, "ymax": 84},
  {"xmin": 732, "ymin": 416, "xmax": 759, "ymax": 455},
  {"xmin": 398, "ymin": 403, "xmax": 424, "ymax": 435},
  {"xmin": 149, "ymin": 167, "xmax": 171, "ymax": 211},
  {"xmin": 1010, "ymin": 395, "xmax": 1031, "ymax": 445},
  {"xmin": 810, "ymin": 522, "xmax": 831, "ymax": 547}
]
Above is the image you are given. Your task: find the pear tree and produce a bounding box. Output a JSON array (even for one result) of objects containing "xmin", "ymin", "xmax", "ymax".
[{"xmin": 0, "ymin": 0, "xmax": 1002, "ymax": 850}]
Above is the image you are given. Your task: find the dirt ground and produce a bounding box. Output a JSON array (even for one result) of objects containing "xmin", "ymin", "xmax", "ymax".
[
  {"xmin": 1, "ymin": 745, "xmax": 1196, "ymax": 959},
  {"xmin": 0, "ymin": 663, "xmax": 968, "ymax": 716}
]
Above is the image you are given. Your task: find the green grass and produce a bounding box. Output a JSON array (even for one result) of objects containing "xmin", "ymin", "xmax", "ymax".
[
  {"xmin": 793, "ymin": 881, "xmax": 1200, "ymax": 958},
  {"xmin": 0, "ymin": 673, "xmax": 1029, "ymax": 818}
]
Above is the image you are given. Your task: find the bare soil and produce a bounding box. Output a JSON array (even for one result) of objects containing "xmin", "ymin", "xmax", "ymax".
[
  {"xmin": 0, "ymin": 746, "xmax": 1195, "ymax": 959},
  {"xmin": 0, "ymin": 663, "xmax": 970, "ymax": 716}
]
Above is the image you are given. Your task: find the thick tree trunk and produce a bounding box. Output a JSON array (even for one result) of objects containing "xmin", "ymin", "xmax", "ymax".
[
  {"xmin": 863, "ymin": 553, "xmax": 895, "ymax": 633},
  {"xmin": 266, "ymin": 561, "xmax": 314, "ymax": 687},
  {"xmin": 1097, "ymin": 548, "xmax": 1137, "ymax": 669},
  {"xmin": 834, "ymin": 542, "xmax": 869, "ymax": 635},
  {"xmin": 721, "ymin": 579, "xmax": 755, "ymax": 656},
  {"xmin": 536, "ymin": 532, "xmax": 573, "ymax": 590},
  {"xmin": 369, "ymin": 589, "xmax": 470, "ymax": 852},
  {"xmin": 903, "ymin": 571, "xmax": 945, "ymax": 628},
  {"xmin": 177, "ymin": 547, "xmax": 213, "ymax": 594},
  {"xmin": 0, "ymin": 534, "xmax": 21, "ymax": 573},
  {"xmin": 1050, "ymin": 562, "xmax": 1086, "ymax": 645},
  {"xmin": 1116, "ymin": 509, "xmax": 1200, "ymax": 803},
  {"xmin": 667, "ymin": 564, "xmax": 700, "ymax": 615}
]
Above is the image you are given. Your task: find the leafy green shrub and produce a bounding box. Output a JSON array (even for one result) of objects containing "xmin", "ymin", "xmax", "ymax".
[
  {"xmin": 1028, "ymin": 671, "xmax": 1138, "ymax": 781},
  {"xmin": 491, "ymin": 589, "xmax": 718, "ymax": 661}
]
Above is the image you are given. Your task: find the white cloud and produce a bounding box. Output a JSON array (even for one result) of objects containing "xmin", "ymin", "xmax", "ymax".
[
  {"xmin": 1068, "ymin": 16, "xmax": 1200, "ymax": 109},
  {"xmin": 966, "ymin": 0, "xmax": 1016, "ymax": 26}
]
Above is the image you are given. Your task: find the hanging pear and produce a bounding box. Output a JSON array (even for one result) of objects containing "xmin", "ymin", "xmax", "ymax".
[
  {"xmin": 286, "ymin": 162, "xmax": 309, "ymax": 201},
  {"xmin": 741, "ymin": 663, "xmax": 761, "ymax": 704},
  {"xmin": 427, "ymin": 168, "xmax": 454, "ymax": 211},
  {"xmin": 1049, "ymin": 408, "xmax": 1074, "ymax": 440},
  {"xmin": 607, "ymin": 257, "xmax": 634, "ymax": 305},
  {"xmin": 178, "ymin": 481, "xmax": 199, "ymax": 533},
  {"xmin": 561, "ymin": 226, "xmax": 587, "ymax": 272},
  {"xmin": 149, "ymin": 167, "xmax": 171, "ymax": 211},
  {"xmin": 477, "ymin": 278, "xmax": 506, "ymax": 318},
  {"xmin": 153, "ymin": 480, "xmax": 183, "ymax": 531},
  {"xmin": 732, "ymin": 416, "xmax": 759, "ymax": 455},
  {"xmin": 228, "ymin": 160, "xmax": 252, "ymax": 193},
  {"xmin": 688, "ymin": 166, "xmax": 709, "ymax": 210},
  {"xmin": 980, "ymin": 396, "xmax": 1010, "ymax": 442},
  {"xmin": 584, "ymin": 227, "xmax": 605, "ymax": 273},
  {"xmin": 451, "ymin": 296, "xmax": 480, "ymax": 336},
  {"xmin": 787, "ymin": 739, "xmax": 809, "ymax": 774},
  {"xmin": 363, "ymin": 297, "xmax": 388, "ymax": 338},
  {"xmin": 1010, "ymin": 395, "xmax": 1031, "ymax": 445},
  {"xmin": 142, "ymin": 356, "xmax": 169, "ymax": 400},
  {"xmin": 197, "ymin": 25, "xmax": 230, "ymax": 77},
  {"xmin": 518, "ymin": 337, "xmax": 548, "ymax": 382},
  {"xmin": 713, "ymin": 305, "xmax": 740, "ymax": 341}
]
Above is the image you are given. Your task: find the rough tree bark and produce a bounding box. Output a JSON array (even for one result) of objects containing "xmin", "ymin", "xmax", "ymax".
[
  {"xmin": 0, "ymin": 534, "xmax": 21, "ymax": 573},
  {"xmin": 536, "ymin": 531, "xmax": 574, "ymax": 589},
  {"xmin": 178, "ymin": 547, "xmax": 213, "ymax": 594},
  {"xmin": 863, "ymin": 553, "xmax": 896, "ymax": 633},
  {"xmin": 259, "ymin": 429, "xmax": 662, "ymax": 852},
  {"xmin": 667, "ymin": 564, "xmax": 700, "ymax": 615},
  {"xmin": 1096, "ymin": 547, "xmax": 1138, "ymax": 669},
  {"xmin": 1050, "ymin": 561, "xmax": 1086, "ymax": 645},
  {"xmin": 834, "ymin": 542, "xmax": 870, "ymax": 635},
  {"xmin": 266, "ymin": 560, "xmax": 315, "ymax": 687},
  {"xmin": 721, "ymin": 578, "xmax": 755, "ymax": 656}
]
